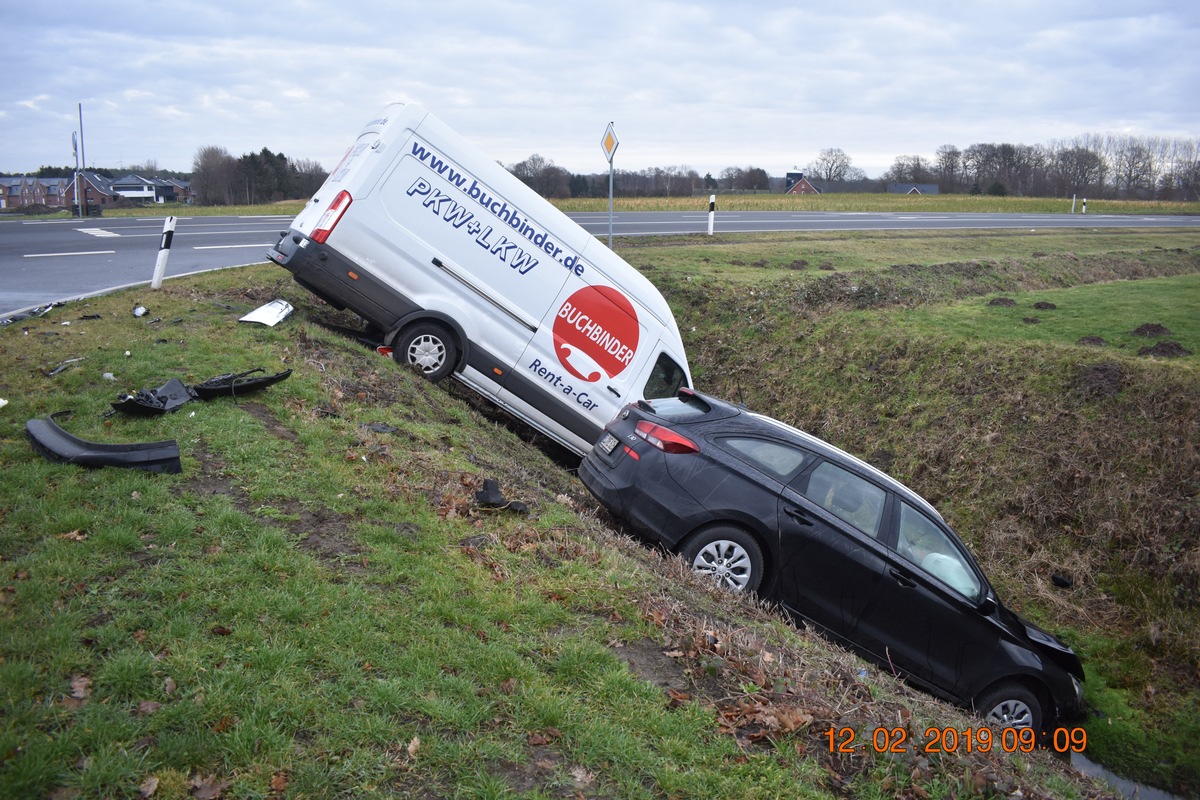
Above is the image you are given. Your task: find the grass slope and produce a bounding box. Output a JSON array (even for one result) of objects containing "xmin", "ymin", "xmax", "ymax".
[{"xmin": 2, "ymin": 226, "xmax": 1196, "ymax": 798}]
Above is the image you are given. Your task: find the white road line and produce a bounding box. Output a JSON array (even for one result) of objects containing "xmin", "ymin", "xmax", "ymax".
[
  {"xmin": 77, "ymin": 228, "xmax": 121, "ymax": 237},
  {"xmin": 24, "ymin": 251, "xmax": 117, "ymax": 258},
  {"xmin": 193, "ymin": 243, "xmax": 273, "ymax": 250}
]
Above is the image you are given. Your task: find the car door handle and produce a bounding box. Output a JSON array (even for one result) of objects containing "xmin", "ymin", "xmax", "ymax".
[
  {"xmin": 784, "ymin": 507, "xmax": 814, "ymax": 526},
  {"xmin": 889, "ymin": 569, "xmax": 917, "ymax": 589}
]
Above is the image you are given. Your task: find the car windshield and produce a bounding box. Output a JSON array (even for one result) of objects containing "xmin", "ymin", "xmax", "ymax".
[{"xmin": 896, "ymin": 502, "xmax": 981, "ymax": 600}]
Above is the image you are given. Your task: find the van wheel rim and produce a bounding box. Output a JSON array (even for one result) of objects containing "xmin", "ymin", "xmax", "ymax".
[
  {"xmin": 985, "ymin": 698, "xmax": 1034, "ymax": 728},
  {"xmin": 408, "ymin": 335, "xmax": 446, "ymax": 372},
  {"xmin": 690, "ymin": 540, "xmax": 752, "ymax": 592}
]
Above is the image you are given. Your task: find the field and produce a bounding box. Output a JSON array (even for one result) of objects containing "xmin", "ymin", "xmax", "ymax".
[{"xmin": 1, "ymin": 222, "xmax": 1197, "ymax": 798}]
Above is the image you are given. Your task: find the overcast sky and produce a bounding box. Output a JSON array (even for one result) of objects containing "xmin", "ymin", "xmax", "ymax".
[{"xmin": 4, "ymin": 0, "xmax": 1198, "ymax": 180}]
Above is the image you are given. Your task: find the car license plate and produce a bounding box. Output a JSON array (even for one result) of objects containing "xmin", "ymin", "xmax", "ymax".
[{"xmin": 599, "ymin": 432, "xmax": 619, "ymax": 454}]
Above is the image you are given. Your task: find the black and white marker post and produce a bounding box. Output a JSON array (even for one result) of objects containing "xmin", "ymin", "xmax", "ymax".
[
  {"xmin": 150, "ymin": 216, "xmax": 177, "ymax": 289},
  {"xmin": 707, "ymin": 194, "xmax": 716, "ymax": 236}
]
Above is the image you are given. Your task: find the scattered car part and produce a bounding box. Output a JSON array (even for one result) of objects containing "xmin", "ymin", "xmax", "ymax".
[
  {"xmin": 238, "ymin": 299, "xmax": 293, "ymax": 326},
  {"xmin": 111, "ymin": 378, "xmax": 196, "ymax": 416},
  {"xmin": 109, "ymin": 369, "xmax": 293, "ymax": 416},
  {"xmin": 475, "ymin": 478, "xmax": 529, "ymax": 514},
  {"xmin": 191, "ymin": 368, "xmax": 292, "ymax": 400},
  {"xmin": 133, "ymin": 305, "xmax": 149, "ymax": 317},
  {"xmin": 45, "ymin": 357, "xmax": 86, "ymax": 377},
  {"xmin": 26, "ymin": 411, "xmax": 182, "ymax": 474}
]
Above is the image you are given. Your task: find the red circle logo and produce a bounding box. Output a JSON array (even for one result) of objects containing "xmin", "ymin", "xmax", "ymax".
[{"xmin": 552, "ymin": 286, "xmax": 640, "ymax": 382}]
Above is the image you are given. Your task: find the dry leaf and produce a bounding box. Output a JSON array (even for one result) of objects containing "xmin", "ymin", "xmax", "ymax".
[
  {"xmin": 69, "ymin": 675, "xmax": 92, "ymax": 699},
  {"xmin": 163, "ymin": 677, "xmax": 177, "ymax": 695},
  {"xmin": 406, "ymin": 736, "xmax": 420, "ymax": 758},
  {"xmin": 58, "ymin": 530, "xmax": 87, "ymax": 542},
  {"xmin": 136, "ymin": 701, "xmax": 162, "ymax": 716},
  {"xmin": 139, "ymin": 775, "xmax": 159, "ymax": 797}
]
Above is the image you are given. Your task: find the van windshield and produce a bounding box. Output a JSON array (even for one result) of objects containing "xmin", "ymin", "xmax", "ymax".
[{"xmin": 642, "ymin": 353, "xmax": 688, "ymax": 400}]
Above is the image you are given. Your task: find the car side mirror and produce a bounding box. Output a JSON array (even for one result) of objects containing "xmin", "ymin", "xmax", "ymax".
[{"xmin": 977, "ymin": 593, "xmax": 998, "ymax": 615}]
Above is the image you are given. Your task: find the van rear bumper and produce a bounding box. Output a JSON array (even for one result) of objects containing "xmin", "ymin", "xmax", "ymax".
[{"xmin": 267, "ymin": 231, "xmax": 418, "ymax": 331}]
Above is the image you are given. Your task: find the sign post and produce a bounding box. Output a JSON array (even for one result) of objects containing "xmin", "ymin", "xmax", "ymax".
[{"xmin": 601, "ymin": 122, "xmax": 619, "ymax": 248}]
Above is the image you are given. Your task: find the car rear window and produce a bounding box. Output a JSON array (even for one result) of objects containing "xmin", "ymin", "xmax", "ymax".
[
  {"xmin": 720, "ymin": 438, "xmax": 812, "ymax": 479},
  {"xmin": 642, "ymin": 393, "xmax": 711, "ymax": 421}
]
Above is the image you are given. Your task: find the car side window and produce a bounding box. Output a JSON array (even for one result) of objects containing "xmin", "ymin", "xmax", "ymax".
[
  {"xmin": 642, "ymin": 353, "xmax": 688, "ymax": 400},
  {"xmin": 721, "ymin": 438, "xmax": 812, "ymax": 480},
  {"xmin": 896, "ymin": 502, "xmax": 981, "ymax": 599},
  {"xmin": 802, "ymin": 461, "xmax": 886, "ymax": 538}
]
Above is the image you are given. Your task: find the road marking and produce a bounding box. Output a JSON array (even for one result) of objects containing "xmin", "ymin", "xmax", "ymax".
[
  {"xmin": 24, "ymin": 251, "xmax": 117, "ymax": 258},
  {"xmin": 76, "ymin": 228, "xmax": 120, "ymax": 237},
  {"xmin": 193, "ymin": 243, "xmax": 273, "ymax": 250}
]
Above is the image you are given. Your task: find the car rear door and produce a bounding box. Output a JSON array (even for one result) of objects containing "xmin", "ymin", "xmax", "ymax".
[{"xmin": 775, "ymin": 460, "xmax": 891, "ymax": 640}]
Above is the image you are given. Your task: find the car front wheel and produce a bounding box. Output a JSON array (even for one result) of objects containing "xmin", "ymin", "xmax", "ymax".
[
  {"xmin": 679, "ymin": 526, "xmax": 764, "ymax": 594},
  {"xmin": 394, "ymin": 322, "xmax": 457, "ymax": 382},
  {"xmin": 976, "ymin": 681, "xmax": 1043, "ymax": 731}
]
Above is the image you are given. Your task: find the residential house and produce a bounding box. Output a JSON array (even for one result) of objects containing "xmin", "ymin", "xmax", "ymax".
[{"xmin": 784, "ymin": 172, "xmax": 821, "ymax": 195}]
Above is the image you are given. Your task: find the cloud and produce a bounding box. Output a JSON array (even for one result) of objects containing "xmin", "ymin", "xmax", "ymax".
[{"xmin": 2, "ymin": 0, "xmax": 1197, "ymax": 177}]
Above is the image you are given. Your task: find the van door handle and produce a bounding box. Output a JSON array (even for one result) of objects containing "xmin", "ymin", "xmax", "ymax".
[
  {"xmin": 889, "ymin": 569, "xmax": 917, "ymax": 589},
  {"xmin": 607, "ymin": 386, "xmax": 621, "ymax": 397},
  {"xmin": 784, "ymin": 507, "xmax": 814, "ymax": 526}
]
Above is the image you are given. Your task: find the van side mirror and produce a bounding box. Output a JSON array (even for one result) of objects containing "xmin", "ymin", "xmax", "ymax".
[{"xmin": 977, "ymin": 594, "xmax": 998, "ymax": 615}]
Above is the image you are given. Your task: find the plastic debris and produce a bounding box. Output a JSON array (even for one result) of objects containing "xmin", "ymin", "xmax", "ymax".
[
  {"xmin": 26, "ymin": 411, "xmax": 182, "ymax": 474},
  {"xmin": 238, "ymin": 299, "xmax": 293, "ymax": 326}
]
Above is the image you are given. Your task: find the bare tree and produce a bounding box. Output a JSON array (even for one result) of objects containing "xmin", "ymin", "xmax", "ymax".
[
  {"xmin": 191, "ymin": 145, "xmax": 237, "ymax": 205},
  {"xmin": 806, "ymin": 148, "xmax": 856, "ymax": 182},
  {"xmin": 935, "ymin": 145, "xmax": 963, "ymax": 192}
]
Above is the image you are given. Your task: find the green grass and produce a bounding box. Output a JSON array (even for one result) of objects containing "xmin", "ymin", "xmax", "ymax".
[
  {"xmin": 5, "ymin": 192, "xmax": 1198, "ymax": 222},
  {"xmin": 889, "ymin": 273, "xmax": 1200, "ymax": 356},
  {"xmin": 4, "ymin": 229, "xmax": 1197, "ymax": 798}
]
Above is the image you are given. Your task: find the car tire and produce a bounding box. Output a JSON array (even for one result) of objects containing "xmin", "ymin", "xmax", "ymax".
[
  {"xmin": 976, "ymin": 681, "xmax": 1043, "ymax": 731},
  {"xmin": 394, "ymin": 322, "xmax": 458, "ymax": 382},
  {"xmin": 678, "ymin": 526, "xmax": 764, "ymax": 594}
]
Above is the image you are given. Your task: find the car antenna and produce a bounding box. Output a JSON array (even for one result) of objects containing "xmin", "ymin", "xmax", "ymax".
[{"xmin": 735, "ymin": 378, "xmax": 748, "ymax": 409}]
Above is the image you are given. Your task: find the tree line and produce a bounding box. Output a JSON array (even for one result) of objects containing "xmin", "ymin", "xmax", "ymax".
[
  {"xmin": 511, "ymin": 132, "xmax": 1199, "ymax": 202},
  {"xmin": 190, "ymin": 146, "xmax": 328, "ymax": 205},
  {"xmin": 31, "ymin": 130, "xmax": 1195, "ymax": 204}
]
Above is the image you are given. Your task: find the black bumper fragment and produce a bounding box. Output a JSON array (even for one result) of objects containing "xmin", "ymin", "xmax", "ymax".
[{"xmin": 26, "ymin": 411, "xmax": 182, "ymax": 474}]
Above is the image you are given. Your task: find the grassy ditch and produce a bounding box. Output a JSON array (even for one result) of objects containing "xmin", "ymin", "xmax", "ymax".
[
  {"xmin": 0, "ymin": 265, "xmax": 1130, "ymax": 798},
  {"xmin": 628, "ymin": 229, "xmax": 1200, "ymax": 795}
]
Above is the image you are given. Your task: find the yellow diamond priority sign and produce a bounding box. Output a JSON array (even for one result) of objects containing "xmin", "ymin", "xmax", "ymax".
[{"xmin": 601, "ymin": 122, "xmax": 619, "ymax": 163}]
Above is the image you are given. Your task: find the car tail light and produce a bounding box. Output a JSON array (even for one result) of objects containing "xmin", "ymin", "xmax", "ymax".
[
  {"xmin": 634, "ymin": 421, "xmax": 699, "ymax": 454},
  {"xmin": 311, "ymin": 190, "xmax": 352, "ymax": 244}
]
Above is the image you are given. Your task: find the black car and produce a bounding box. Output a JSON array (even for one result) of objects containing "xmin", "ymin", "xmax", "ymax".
[{"xmin": 579, "ymin": 388, "xmax": 1085, "ymax": 730}]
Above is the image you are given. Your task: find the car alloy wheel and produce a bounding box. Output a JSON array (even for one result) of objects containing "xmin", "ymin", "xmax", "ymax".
[
  {"xmin": 679, "ymin": 526, "xmax": 764, "ymax": 593},
  {"xmin": 977, "ymin": 682, "xmax": 1042, "ymax": 730}
]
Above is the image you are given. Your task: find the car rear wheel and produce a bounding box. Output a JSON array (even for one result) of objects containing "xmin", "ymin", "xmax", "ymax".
[
  {"xmin": 679, "ymin": 526, "xmax": 764, "ymax": 594},
  {"xmin": 394, "ymin": 322, "xmax": 457, "ymax": 382},
  {"xmin": 976, "ymin": 681, "xmax": 1043, "ymax": 731}
]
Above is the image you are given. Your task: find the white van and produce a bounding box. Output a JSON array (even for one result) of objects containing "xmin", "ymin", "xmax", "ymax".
[{"xmin": 267, "ymin": 103, "xmax": 691, "ymax": 456}]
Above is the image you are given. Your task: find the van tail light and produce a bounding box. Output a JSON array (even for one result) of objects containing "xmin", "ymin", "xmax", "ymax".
[
  {"xmin": 634, "ymin": 421, "xmax": 699, "ymax": 454},
  {"xmin": 311, "ymin": 190, "xmax": 352, "ymax": 244}
]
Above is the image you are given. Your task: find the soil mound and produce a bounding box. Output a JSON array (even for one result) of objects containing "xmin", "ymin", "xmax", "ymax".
[
  {"xmin": 1138, "ymin": 341, "xmax": 1193, "ymax": 358},
  {"xmin": 1132, "ymin": 323, "xmax": 1172, "ymax": 337},
  {"xmin": 1078, "ymin": 336, "xmax": 1108, "ymax": 347},
  {"xmin": 988, "ymin": 297, "xmax": 1016, "ymax": 306},
  {"xmin": 1072, "ymin": 362, "xmax": 1125, "ymax": 397}
]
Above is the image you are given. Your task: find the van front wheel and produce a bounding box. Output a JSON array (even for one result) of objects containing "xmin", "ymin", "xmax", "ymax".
[{"xmin": 394, "ymin": 322, "xmax": 457, "ymax": 382}]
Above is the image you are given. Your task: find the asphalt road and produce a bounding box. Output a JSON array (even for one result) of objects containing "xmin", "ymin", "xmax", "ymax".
[{"xmin": 3, "ymin": 210, "xmax": 1198, "ymax": 318}]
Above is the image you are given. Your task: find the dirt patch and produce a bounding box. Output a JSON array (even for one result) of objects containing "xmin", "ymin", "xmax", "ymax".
[
  {"xmin": 1071, "ymin": 362, "xmax": 1125, "ymax": 398},
  {"xmin": 1078, "ymin": 336, "xmax": 1108, "ymax": 347},
  {"xmin": 1033, "ymin": 301, "xmax": 1058, "ymax": 310},
  {"xmin": 293, "ymin": 508, "xmax": 370, "ymax": 572},
  {"xmin": 1132, "ymin": 323, "xmax": 1173, "ymax": 337},
  {"xmin": 1138, "ymin": 341, "xmax": 1194, "ymax": 358},
  {"xmin": 988, "ymin": 297, "xmax": 1016, "ymax": 306},
  {"xmin": 240, "ymin": 402, "xmax": 300, "ymax": 442},
  {"xmin": 1022, "ymin": 317, "xmax": 1041, "ymax": 324}
]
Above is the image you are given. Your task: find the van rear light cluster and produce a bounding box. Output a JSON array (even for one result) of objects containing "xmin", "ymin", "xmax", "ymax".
[
  {"xmin": 634, "ymin": 421, "xmax": 699, "ymax": 454},
  {"xmin": 311, "ymin": 190, "xmax": 352, "ymax": 244}
]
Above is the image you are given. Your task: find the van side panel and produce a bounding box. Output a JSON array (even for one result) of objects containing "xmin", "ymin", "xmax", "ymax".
[{"xmin": 268, "ymin": 102, "xmax": 692, "ymax": 455}]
